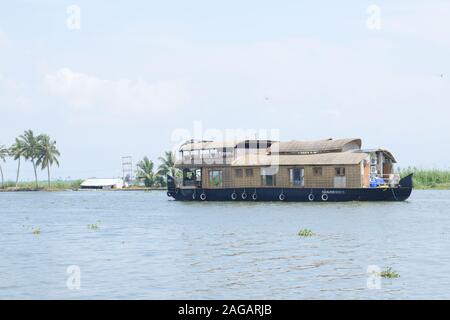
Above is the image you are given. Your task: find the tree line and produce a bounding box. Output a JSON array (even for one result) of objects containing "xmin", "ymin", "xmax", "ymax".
[
  {"xmin": 0, "ymin": 131, "xmax": 178, "ymax": 189},
  {"xmin": 0, "ymin": 130, "xmax": 60, "ymax": 189},
  {"xmin": 135, "ymin": 151, "xmax": 179, "ymax": 188}
]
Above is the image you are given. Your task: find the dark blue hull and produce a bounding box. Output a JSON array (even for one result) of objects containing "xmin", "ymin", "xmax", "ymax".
[
  {"xmin": 167, "ymin": 186, "xmax": 411, "ymax": 202},
  {"xmin": 166, "ymin": 174, "xmax": 413, "ymax": 202}
]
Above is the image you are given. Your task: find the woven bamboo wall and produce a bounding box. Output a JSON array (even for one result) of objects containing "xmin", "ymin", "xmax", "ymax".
[
  {"xmin": 202, "ymin": 167, "xmax": 233, "ymax": 188},
  {"xmin": 201, "ymin": 164, "xmax": 363, "ymax": 189},
  {"xmin": 229, "ymin": 167, "xmax": 262, "ymax": 188},
  {"xmin": 363, "ymin": 162, "xmax": 370, "ymax": 187},
  {"xmin": 300, "ymin": 165, "xmax": 362, "ymax": 188}
]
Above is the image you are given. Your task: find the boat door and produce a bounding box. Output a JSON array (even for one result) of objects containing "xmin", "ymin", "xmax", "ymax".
[
  {"xmin": 195, "ymin": 169, "xmax": 202, "ymax": 188},
  {"xmin": 334, "ymin": 167, "xmax": 346, "ymax": 188}
]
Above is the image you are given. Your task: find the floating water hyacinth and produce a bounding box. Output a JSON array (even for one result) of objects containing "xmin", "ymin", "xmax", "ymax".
[
  {"xmin": 298, "ymin": 229, "xmax": 315, "ymax": 237},
  {"xmin": 87, "ymin": 221, "xmax": 101, "ymax": 230},
  {"xmin": 380, "ymin": 267, "xmax": 400, "ymax": 279}
]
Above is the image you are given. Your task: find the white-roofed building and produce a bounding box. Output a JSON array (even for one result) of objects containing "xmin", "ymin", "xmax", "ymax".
[{"xmin": 80, "ymin": 178, "xmax": 125, "ymax": 190}]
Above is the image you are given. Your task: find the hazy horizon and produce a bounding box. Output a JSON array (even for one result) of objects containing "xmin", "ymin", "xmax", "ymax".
[{"xmin": 1, "ymin": 0, "xmax": 449, "ymax": 181}]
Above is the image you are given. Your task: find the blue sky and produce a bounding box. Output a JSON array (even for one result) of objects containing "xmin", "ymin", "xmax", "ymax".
[{"xmin": 1, "ymin": 0, "xmax": 449, "ymax": 180}]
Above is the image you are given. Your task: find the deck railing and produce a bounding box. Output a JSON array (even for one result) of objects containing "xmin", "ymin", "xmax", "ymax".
[{"xmin": 179, "ymin": 155, "xmax": 234, "ymax": 165}]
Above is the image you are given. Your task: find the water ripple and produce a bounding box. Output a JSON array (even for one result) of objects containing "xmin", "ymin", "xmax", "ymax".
[{"xmin": 1, "ymin": 190, "xmax": 450, "ymax": 299}]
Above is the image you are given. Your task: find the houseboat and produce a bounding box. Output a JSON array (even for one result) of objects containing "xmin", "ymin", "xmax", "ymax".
[{"xmin": 166, "ymin": 138, "xmax": 412, "ymax": 202}]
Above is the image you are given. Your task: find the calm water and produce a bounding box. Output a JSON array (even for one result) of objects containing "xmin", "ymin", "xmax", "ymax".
[{"xmin": 1, "ymin": 190, "xmax": 450, "ymax": 299}]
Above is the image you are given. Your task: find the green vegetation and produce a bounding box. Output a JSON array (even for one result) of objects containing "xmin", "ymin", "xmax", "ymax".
[
  {"xmin": 157, "ymin": 151, "xmax": 178, "ymax": 178},
  {"xmin": 20, "ymin": 130, "xmax": 41, "ymax": 188},
  {"xmin": 32, "ymin": 228, "xmax": 41, "ymax": 235},
  {"xmin": 298, "ymin": 228, "xmax": 315, "ymax": 237},
  {"xmin": 0, "ymin": 179, "xmax": 81, "ymax": 191},
  {"xmin": 135, "ymin": 151, "xmax": 179, "ymax": 188},
  {"xmin": 0, "ymin": 130, "xmax": 60, "ymax": 190},
  {"xmin": 10, "ymin": 138, "xmax": 25, "ymax": 187},
  {"xmin": 136, "ymin": 156, "xmax": 157, "ymax": 187},
  {"xmin": 0, "ymin": 144, "xmax": 8, "ymax": 188},
  {"xmin": 0, "ymin": 147, "xmax": 176, "ymax": 192},
  {"xmin": 379, "ymin": 267, "xmax": 400, "ymax": 279},
  {"xmin": 87, "ymin": 221, "xmax": 101, "ymax": 230},
  {"xmin": 399, "ymin": 167, "xmax": 450, "ymax": 189},
  {"xmin": 36, "ymin": 134, "xmax": 60, "ymax": 188}
]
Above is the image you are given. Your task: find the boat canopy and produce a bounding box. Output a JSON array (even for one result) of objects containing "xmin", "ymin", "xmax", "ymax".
[
  {"xmin": 269, "ymin": 138, "xmax": 361, "ymax": 155},
  {"xmin": 180, "ymin": 140, "xmax": 237, "ymax": 151}
]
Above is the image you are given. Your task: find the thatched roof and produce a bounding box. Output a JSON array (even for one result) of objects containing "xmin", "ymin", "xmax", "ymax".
[
  {"xmin": 269, "ymin": 138, "xmax": 361, "ymax": 154},
  {"xmin": 179, "ymin": 138, "xmax": 362, "ymax": 154},
  {"xmin": 231, "ymin": 152, "xmax": 369, "ymax": 167},
  {"xmin": 180, "ymin": 140, "xmax": 237, "ymax": 151},
  {"xmin": 356, "ymin": 149, "xmax": 397, "ymax": 163}
]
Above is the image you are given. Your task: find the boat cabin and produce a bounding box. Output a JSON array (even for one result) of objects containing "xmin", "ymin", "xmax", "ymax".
[{"xmin": 175, "ymin": 138, "xmax": 398, "ymax": 190}]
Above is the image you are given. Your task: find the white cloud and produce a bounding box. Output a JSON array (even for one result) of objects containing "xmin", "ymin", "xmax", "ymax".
[
  {"xmin": 179, "ymin": 35, "xmax": 450, "ymax": 166},
  {"xmin": 44, "ymin": 68, "xmax": 190, "ymax": 117}
]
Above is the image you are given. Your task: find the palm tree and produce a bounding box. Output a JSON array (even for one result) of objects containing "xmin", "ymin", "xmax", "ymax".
[
  {"xmin": 9, "ymin": 138, "xmax": 25, "ymax": 187},
  {"xmin": 20, "ymin": 130, "xmax": 40, "ymax": 188},
  {"xmin": 0, "ymin": 144, "xmax": 8, "ymax": 188},
  {"xmin": 153, "ymin": 174, "xmax": 166, "ymax": 188},
  {"xmin": 157, "ymin": 151, "xmax": 178, "ymax": 178},
  {"xmin": 136, "ymin": 156, "xmax": 155, "ymax": 187},
  {"xmin": 36, "ymin": 134, "xmax": 60, "ymax": 188}
]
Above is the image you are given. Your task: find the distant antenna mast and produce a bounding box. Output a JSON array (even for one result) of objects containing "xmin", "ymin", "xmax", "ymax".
[{"xmin": 122, "ymin": 156, "xmax": 133, "ymax": 183}]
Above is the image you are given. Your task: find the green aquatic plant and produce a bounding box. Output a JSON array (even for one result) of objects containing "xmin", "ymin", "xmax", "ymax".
[
  {"xmin": 379, "ymin": 267, "xmax": 400, "ymax": 279},
  {"xmin": 32, "ymin": 228, "xmax": 41, "ymax": 235},
  {"xmin": 87, "ymin": 221, "xmax": 101, "ymax": 230},
  {"xmin": 298, "ymin": 228, "xmax": 315, "ymax": 237}
]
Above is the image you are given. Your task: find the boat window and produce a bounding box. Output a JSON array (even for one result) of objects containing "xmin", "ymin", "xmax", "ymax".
[
  {"xmin": 245, "ymin": 168, "xmax": 254, "ymax": 177},
  {"xmin": 183, "ymin": 168, "xmax": 198, "ymax": 187},
  {"xmin": 335, "ymin": 167, "xmax": 346, "ymax": 176},
  {"xmin": 313, "ymin": 167, "xmax": 323, "ymax": 176},
  {"xmin": 209, "ymin": 170, "xmax": 223, "ymax": 187},
  {"xmin": 234, "ymin": 169, "xmax": 243, "ymax": 178},
  {"xmin": 289, "ymin": 168, "xmax": 305, "ymax": 187},
  {"xmin": 262, "ymin": 174, "xmax": 276, "ymax": 186}
]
